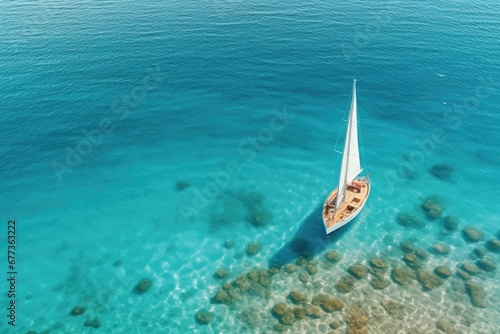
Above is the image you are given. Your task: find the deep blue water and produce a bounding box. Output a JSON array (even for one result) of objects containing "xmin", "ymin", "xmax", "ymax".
[{"xmin": 0, "ymin": 0, "xmax": 499, "ymax": 333}]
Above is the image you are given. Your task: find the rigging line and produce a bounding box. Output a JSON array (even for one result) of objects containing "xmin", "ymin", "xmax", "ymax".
[
  {"xmin": 330, "ymin": 88, "xmax": 353, "ymax": 189},
  {"xmin": 340, "ymin": 98, "xmax": 353, "ymax": 207},
  {"xmin": 332, "ymin": 93, "xmax": 351, "ymax": 153}
]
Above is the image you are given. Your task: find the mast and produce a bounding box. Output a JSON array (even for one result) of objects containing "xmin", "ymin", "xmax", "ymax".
[{"xmin": 335, "ymin": 80, "xmax": 362, "ymax": 209}]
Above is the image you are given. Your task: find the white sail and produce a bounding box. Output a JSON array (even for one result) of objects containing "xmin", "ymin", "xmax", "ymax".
[{"xmin": 335, "ymin": 80, "xmax": 362, "ymax": 208}]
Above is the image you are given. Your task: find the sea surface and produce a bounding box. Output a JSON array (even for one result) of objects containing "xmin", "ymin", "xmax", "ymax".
[{"xmin": 0, "ymin": 0, "xmax": 499, "ymax": 333}]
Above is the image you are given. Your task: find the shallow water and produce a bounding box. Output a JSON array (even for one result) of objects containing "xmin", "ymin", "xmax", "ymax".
[{"xmin": 0, "ymin": 0, "xmax": 499, "ymax": 333}]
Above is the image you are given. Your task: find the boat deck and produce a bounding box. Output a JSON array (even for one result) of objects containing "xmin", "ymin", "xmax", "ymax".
[{"xmin": 323, "ymin": 178, "xmax": 370, "ymax": 228}]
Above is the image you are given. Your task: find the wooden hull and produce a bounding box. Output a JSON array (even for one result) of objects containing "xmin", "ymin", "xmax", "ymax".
[{"xmin": 322, "ymin": 177, "xmax": 370, "ymax": 234}]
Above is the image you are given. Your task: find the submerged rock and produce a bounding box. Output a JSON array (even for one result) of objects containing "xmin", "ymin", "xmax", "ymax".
[
  {"xmin": 305, "ymin": 305, "xmax": 322, "ymax": 318},
  {"xmin": 456, "ymin": 269, "xmax": 471, "ymax": 281},
  {"xmin": 465, "ymin": 281, "xmax": 487, "ymax": 308},
  {"xmin": 434, "ymin": 265, "xmax": 452, "ymax": 278},
  {"xmin": 267, "ymin": 266, "xmax": 281, "ymax": 276},
  {"xmin": 322, "ymin": 298, "xmax": 344, "ymax": 313},
  {"xmin": 246, "ymin": 207, "xmax": 273, "ymax": 227},
  {"xmin": 485, "ymin": 239, "xmax": 500, "ymax": 253},
  {"xmin": 84, "ymin": 318, "xmax": 101, "ymax": 329},
  {"xmin": 209, "ymin": 211, "xmax": 233, "ymax": 231},
  {"xmin": 272, "ymin": 303, "xmax": 289, "ymax": 317},
  {"xmin": 305, "ymin": 263, "xmax": 318, "ymax": 275},
  {"xmin": 403, "ymin": 252, "xmax": 416, "ymax": 263},
  {"xmin": 218, "ymin": 284, "xmax": 240, "ymax": 303},
  {"xmin": 296, "ymin": 256, "xmax": 310, "ymax": 267},
  {"xmin": 443, "ymin": 216, "xmax": 459, "ymax": 231},
  {"xmin": 214, "ymin": 289, "xmax": 230, "ymax": 304},
  {"xmin": 397, "ymin": 213, "xmax": 426, "ymax": 228},
  {"xmin": 435, "ymin": 319, "xmax": 457, "ymax": 334},
  {"xmin": 247, "ymin": 270, "xmax": 260, "ymax": 281},
  {"xmin": 391, "ymin": 267, "xmax": 415, "ymax": 286},
  {"xmin": 288, "ymin": 291, "xmax": 307, "ymax": 304},
  {"xmin": 272, "ymin": 323, "xmax": 287, "ymax": 332},
  {"xmin": 259, "ymin": 276, "xmax": 271, "ymax": 287},
  {"xmin": 246, "ymin": 269, "xmax": 272, "ymax": 288},
  {"xmin": 431, "ymin": 243, "xmax": 450, "ymax": 255},
  {"xmin": 279, "ymin": 312, "xmax": 295, "ymax": 326},
  {"xmin": 403, "ymin": 253, "xmax": 422, "ymax": 269},
  {"xmin": 234, "ymin": 274, "xmax": 251, "ymax": 291},
  {"xmin": 370, "ymin": 276, "xmax": 391, "ymax": 290},
  {"xmin": 369, "ymin": 258, "xmax": 388, "ymax": 269},
  {"xmin": 371, "ymin": 268, "xmax": 386, "ymax": 277},
  {"xmin": 223, "ymin": 239, "xmax": 235, "ymax": 249},
  {"xmin": 348, "ymin": 265, "xmax": 368, "ymax": 279},
  {"xmin": 330, "ymin": 321, "xmax": 341, "ymax": 329},
  {"xmin": 293, "ymin": 306, "xmax": 306, "ymax": 320},
  {"xmin": 214, "ymin": 269, "xmax": 228, "ymax": 279},
  {"xmin": 312, "ymin": 294, "xmax": 343, "ymax": 312},
  {"xmin": 325, "ymin": 250, "xmax": 341, "ymax": 263},
  {"xmin": 133, "ymin": 278, "xmax": 152, "ymax": 294},
  {"xmin": 176, "ymin": 181, "xmax": 190, "ymax": 192},
  {"xmin": 472, "ymin": 247, "xmax": 487, "ymax": 259},
  {"xmin": 311, "ymin": 294, "xmax": 327, "ymax": 306},
  {"xmin": 399, "ymin": 241, "xmax": 416, "ymax": 253},
  {"xmin": 421, "ymin": 197, "xmax": 444, "ymax": 219},
  {"xmin": 195, "ymin": 310, "xmax": 214, "ymax": 325},
  {"xmin": 461, "ymin": 263, "xmax": 480, "ymax": 275},
  {"xmin": 284, "ymin": 264, "xmax": 298, "ymax": 273},
  {"xmin": 299, "ymin": 272, "xmax": 309, "ymax": 283},
  {"xmin": 346, "ymin": 307, "xmax": 369, "ymax": 334},
  {"xmin": 430, "ymin": 164, "xmax": 454, "ymax": 180},
  {"xmin": 272, "ymin": 303, "xmax": 295, "ymax": 325},
  {"xmin": 381, "ymin": 300, "xmax": 406, "ymax": 319},
  {"xmin": 291, "ymin": 238, "xmax": 312, "ymax": 255},
  {"xmin": 416, "ymin": 270, "xmax": 444, "ymax": 290},
  {"xmin": 462, "ymin": 227, "xmax": 484, "ymax": 242},
  {"xmin": 236, "ymin": 190, "xmax": 264, "ymax": 210},
  {"xmin": 258, "ymin": 271, "xmax": 272, "ymax": 287},
  {"xmin": 70, "ymin": 306, "xmax": 85, "ymax": 316},
  {"xmin": 415, "ymin": 248, "xmax": 429, "ymax": 260},
  {"xmin": 225, "ymin": 288, "xmax": 241, "ymax": 304},
  {"xmin": 335, "ymin": 275, "xmax": 356, "ymax": 293},
  {"xmin": 477, "ymin": 258, "xmax": 496, "ymax": 272},
  {"xmin": 246, "ymin": 241, "xmax": 261, "ymax": 256}
]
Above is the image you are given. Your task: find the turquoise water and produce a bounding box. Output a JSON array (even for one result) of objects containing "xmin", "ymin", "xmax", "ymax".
[{"xmin": 1, "ymin": 0, "xmax": 499, "ymax": 333}]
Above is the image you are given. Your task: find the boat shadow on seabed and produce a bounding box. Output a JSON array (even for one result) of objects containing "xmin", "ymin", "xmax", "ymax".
[{"xmin": 268, "ymin": 204, "xmax": 355, "ymax": 267}]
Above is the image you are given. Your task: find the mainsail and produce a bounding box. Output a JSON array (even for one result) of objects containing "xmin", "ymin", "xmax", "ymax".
[{"xmin": 335, "ymin": 80, "xmax": 362, "ymax": 208}]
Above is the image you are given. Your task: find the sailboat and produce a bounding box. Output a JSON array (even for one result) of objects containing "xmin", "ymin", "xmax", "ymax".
[{"xmin": 322, "ymin": 80, "xmax": 370, "ymax": 234}]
